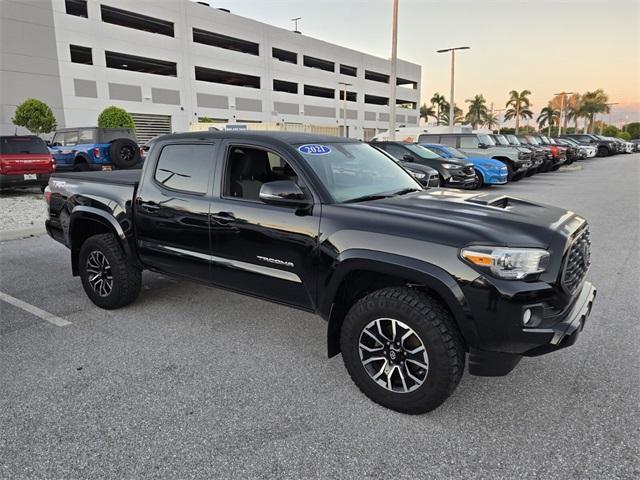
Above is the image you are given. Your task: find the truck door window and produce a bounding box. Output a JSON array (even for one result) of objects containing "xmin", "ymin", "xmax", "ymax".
[
  {"xmin": 440, "ymin": 136, "xmax": 457, "ymax": 147},
  {"xmin": 78, "ymin": 129, "xmax": 96, "ymax": 143},
  {"xmin": 64, "ymin": 131, "xmax": 79, "ymax": 146},
  {"xmin": 223, "ymin": 146, "xmax": 299, "ymax": 201},
  {"xmin": 154, "ymin": 144, "xmax": 213, "ymax": 194},
  {"xmin": 460, "ymin": 136, "xmax": 479, "ymax": 148}
]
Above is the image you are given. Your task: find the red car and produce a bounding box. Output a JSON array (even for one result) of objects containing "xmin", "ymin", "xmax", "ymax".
[{"xmin": 0, "ymin": 135, "xmax": 54, "ymax": 190}]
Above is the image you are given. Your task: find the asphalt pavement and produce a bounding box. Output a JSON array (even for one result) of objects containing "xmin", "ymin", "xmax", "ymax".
[{"xmin": 1, "ymin": 154, "xmax": 638, "ymax": 479}]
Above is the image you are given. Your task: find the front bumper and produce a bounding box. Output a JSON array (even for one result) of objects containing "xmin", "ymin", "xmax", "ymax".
[
  {"xmin": 483, "ymin": 169, "xmax": 508, "ymax": 184},
  {"xmin": 0, "ymin": 172, "xmax": 50, "ymax": 188},
  {"xmin": 443, "ymin": 172, "xmax": 476, "ymax": 188},
  {"xmin": 464, "ymin": 279, "xmax": 596, "ymax": 376}
]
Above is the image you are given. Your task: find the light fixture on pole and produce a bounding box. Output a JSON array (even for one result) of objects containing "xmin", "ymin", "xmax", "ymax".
[
  {"xmin": 553, "ymin": 91, "xmax": 575, "ymax": 136},
  {"xmin": 388, "ymin": 0, "xmax": 399, "ymax": 141},
  {"xmin": 601, "ymin": 102, "xmax": 619, "ymax": 134},
  {"xmin": 291, "ymin": 17, "xmax": 301, "ymax": 33},
  {"xmin": 339, "ymin": 82, "xmax": 352, "ymax": 138},
  {"xmin": 437, "ymin": 46, "xmax": 470, "ymax": 132}
]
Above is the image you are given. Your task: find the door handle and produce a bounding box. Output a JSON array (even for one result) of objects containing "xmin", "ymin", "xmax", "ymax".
[
  {"xmin": 140, "ymin": 202, "xmax": 160, "ymax": 213},
  {"xmin": 210, "ymin": 211, "xmax": 235, "ymax": 225}
]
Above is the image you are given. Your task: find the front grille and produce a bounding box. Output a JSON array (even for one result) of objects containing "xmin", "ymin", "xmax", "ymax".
[{"xmin": 561, "ymin": 227, "xmax": 591, "ymax": 294}]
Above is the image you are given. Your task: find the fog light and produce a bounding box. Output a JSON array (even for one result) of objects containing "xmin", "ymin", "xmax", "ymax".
[{"xmin": 523, "ymin": 309, "xmax": 532, "ymax": 325}]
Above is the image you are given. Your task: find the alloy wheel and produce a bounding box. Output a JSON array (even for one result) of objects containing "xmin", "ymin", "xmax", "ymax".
[
  {"xmin": 86, "ymin": 250, "xmax": 113, "ymax": 297},
  {"xmin": 358, "ymin": 318, "xmax": 429, "ymax": 393}
]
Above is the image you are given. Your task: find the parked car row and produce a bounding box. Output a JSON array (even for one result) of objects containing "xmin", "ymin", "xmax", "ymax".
[{"xmin": 369, "ymin": 127, "xmax": 634, "ymax": 191}]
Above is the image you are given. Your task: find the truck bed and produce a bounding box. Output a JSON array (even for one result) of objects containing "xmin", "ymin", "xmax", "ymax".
[{"xmin": 52, "ymin": 169, "xmax": 140, "ymax": 186}]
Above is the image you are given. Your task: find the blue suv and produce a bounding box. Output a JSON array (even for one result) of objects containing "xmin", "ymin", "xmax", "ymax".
[
  {"xmin": 49, "ymin": 127, "xmax": 141, "ymax": 171},
  {"xmin": 421, "ymin": 143, "xmax": 508, "ymax": 188}
]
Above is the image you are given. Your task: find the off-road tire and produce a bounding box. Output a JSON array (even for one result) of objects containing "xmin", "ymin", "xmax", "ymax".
[
  {"xmin": 340, "ymin": 287, "xmax": 465, "ymax": 414},
  {"xmin": 110, "ymin": 139, "xmax": 140, "ymax": 169},
  {"xmin": 79, "ymin": 233, "xmax": 141, "ymax": 309}
]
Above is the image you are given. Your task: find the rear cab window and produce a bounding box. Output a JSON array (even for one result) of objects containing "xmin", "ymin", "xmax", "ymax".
[
  {"xmin": 154, "ymin": 144, "xmax": 215, "ymax": 194},
  {"xmin": 460, "ymin": 136, "xmax": 479, "ymax": 148},
  {"xmin": 0, "ymin": 136, "xmax": 49, "ymax": 154}
]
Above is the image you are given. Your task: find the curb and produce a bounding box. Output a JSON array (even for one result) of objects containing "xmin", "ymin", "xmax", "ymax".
[
  {"xmin": 558, "ymin": 164, "xmax": 583, "ymax": 172},
  {"xmin": 0, "ymin": 226, "xmax": 47, "ymax": 242}
]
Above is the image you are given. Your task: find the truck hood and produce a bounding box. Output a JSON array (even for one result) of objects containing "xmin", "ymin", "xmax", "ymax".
[{"xmin": 345, "ymin": 189, "xmax": 581, "ymax": 248}]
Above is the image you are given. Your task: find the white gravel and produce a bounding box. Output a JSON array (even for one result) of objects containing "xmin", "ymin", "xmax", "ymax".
[{"xmin": 0, "ymin": 188, "xmax": 47, "ymax": 233}]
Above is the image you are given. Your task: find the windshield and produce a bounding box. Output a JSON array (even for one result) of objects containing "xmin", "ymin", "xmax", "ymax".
[
  {"xmin": 478, "ymin": 134, "xmax": 496, "ymax": 146},
  {"xmin": 436, "ymin": 146, "xmax": 466, "ymax": 159},
  {"xmin": 493, "ymin": 135, "xmax": 510, "ymax": 146},
  {"xmin": 404, "ymin": 144, "xmax": 441, "ymax": 159},
  {"xmin": 298, "ymin": 142, "xmax": 420, "ymax": 203},
  {"xmin": 526, "ymin": 136, "xmax": 540, "ymax": 145},
  {"xmin": 0, "ymin": 136, "xmax": 49, "ymax": 154},
  {"xmin": 506, "ymin": 135, "xmax": 520, "ymax": 145}
]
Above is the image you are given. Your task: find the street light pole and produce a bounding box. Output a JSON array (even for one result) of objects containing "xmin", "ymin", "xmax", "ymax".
[
  {"xmin": 437, "ymin": 46, "xmax": 470, "ymax": 132},
  {"xmin": 339, "ymin": 82, "xmax": 352, "ymax": 137},
  {"xmin": 388, "ymin": 0, "xmax": 398, "ymax": 141},
  {"xmin": 553, "ymin": 92, "xmax": 574, "ymax": 136}
]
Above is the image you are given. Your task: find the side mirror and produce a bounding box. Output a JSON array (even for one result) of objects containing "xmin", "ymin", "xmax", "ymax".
[
  {"xmin": 478, "ymin": 143, "xmax": 489, "ymax": 149},
  {"xmin": 259, "ymin": 181, "xmax": 311, "ymax": 207},
  {"xmin": 45, "ymin": 140, "xmax": 51, "ymax": 146},
  {"xmin": 402, "ymin": 154, "xmax": 415, "ymax": 162}
]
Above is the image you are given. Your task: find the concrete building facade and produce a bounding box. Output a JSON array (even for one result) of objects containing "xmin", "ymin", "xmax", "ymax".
[{"xmin": 1, "ymin": 0, "xmax": 421, "ymax": 141}]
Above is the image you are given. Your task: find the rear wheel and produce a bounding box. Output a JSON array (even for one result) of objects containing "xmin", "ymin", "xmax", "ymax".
[
  {"xmin": 79, "ymin": 233, "xmax": 141, "ymax": 309},
  {"xmin": 597, "ymin": 145, "xmax": 610, "ymax": 157},
  {"xmin": 340, "ymin": 287, "xmax": 465, "ymax": 414},
  {"xmin": 73, "ymin": 160, "xmax": 89, "ymax": 172}
]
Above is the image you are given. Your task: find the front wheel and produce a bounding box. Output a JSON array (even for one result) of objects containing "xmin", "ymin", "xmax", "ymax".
[
  {"xmin": 79, "ymin": 233, "xmax": 141, "ymax": 309},
  {"xmin": 340, "ymin": 287, "xmax": 465, "ymax": 414},
  {"xmin": 471, "ymin": 169, "xmax": 484, "ymax": 189}
]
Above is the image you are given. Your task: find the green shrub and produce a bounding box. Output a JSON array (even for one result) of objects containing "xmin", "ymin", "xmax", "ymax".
[
  {"xmin": 12, "ymin": 98, "xmax": 57, "ymax": 135},
  {"xmin": 617, "ymin": 131, "xmax": 631, "ymax": 141},
  {"xmin": 97, "ymin": 106, "xmax": 135, "ymax": 129},
  {"xmin": 602, "ymin": 125, "xmax": 619, "ymax": 137},
  {"xmin": 624, "ymin": 122, "xmax": 640, "ymax": 139}
]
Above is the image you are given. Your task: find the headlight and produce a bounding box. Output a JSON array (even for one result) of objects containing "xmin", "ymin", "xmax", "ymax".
[
  {"xmin": 517, "ymin": 151, "xmax": 527, "ymax": 159},
  {"xmin": 410, "ymin": 171, "xmax": 426, "ymax": 179},
  {"xmin": 460, "ymin": 246, "xmax": 550, "ymax": 280},
  {"xmin": 441, "ymin": 163, "xmax": 460, "ymax": 170}
]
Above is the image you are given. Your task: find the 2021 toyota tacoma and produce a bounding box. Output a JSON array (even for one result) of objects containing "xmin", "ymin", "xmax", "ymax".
[{"xmin": 45, "ymin": 132, "xmax": 596, "ymax": 414}]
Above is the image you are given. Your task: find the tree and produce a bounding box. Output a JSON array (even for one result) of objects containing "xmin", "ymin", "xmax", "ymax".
[
  {"xmin": 12, "ymin": 98, "xmax": 57, "ymax": 135},
  {"xmin": 580, "ymin": 89, "xmax": 609, "ymax": 133},
  {"xmin": 617, "ymin": 131, "xmax": 631, "ymax": 141},
  {"xmin": 430, "ymin": 93, "xmax": 446, "ymax": 126},
  {"xmin": 439, "ymin": 101, "xmax": 463, "ymax": 125},
  {"xmin": 602, "ymin": 125, "xmax": 619, "ymax": 137},
  {"xmin": 464, "ymin": 94, "xmax": 489, "ymax": 130},
  {"xmin": 537, "ymin": 105, "xmax": 560, "ymax": 136},
  {"xmin": 505, "ymin": 89, "xmax": 532, "ymax": 133},
  {"xmin": 483, "ymin": 113, "xmax": 499, "ymax": 131},
  {"xmin": 420, "ymin": 103, "xmax": 436, "ymax": 124},
  {"xmin": 97, "ymin": 106, "xmax": 135, "ymax": 129},
  {"xmin": 623, "ymin": 122, "xmax": 640, "ymax": 139},
  {"xmin": 565, "ymin": 93, "xmax": 583, "ymax": 133}
]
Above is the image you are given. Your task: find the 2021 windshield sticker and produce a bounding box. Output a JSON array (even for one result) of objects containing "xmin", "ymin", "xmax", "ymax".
[{"xmin": 298, "ymin": 144, "xmax": 332, "ymax": 155}]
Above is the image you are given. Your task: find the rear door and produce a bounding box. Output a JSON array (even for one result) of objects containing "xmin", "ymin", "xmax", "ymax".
[
  {"xmin": 134, "ymin": 141, "xmax": 216, "ymax": 281},
  {"xmin": 0, "ymin": 136, "xmax": 52, "ymax": 176}
]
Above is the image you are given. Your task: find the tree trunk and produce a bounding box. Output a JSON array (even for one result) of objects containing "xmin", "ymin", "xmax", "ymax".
[
  {"xmin": 588, "ymin": 114, "xmax": 594, "ymax": 133},
  {"xmin": 515, "ymin": 104, "xmax": 520, "ymax": 134}
]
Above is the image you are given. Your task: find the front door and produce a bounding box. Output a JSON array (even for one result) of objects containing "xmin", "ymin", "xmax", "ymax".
[
  {"xmin": 134, "ymin": 141, "xmax": 216, "ymax": 281},
  {"xmin": 208, "ymin": 142, "xmax": 320, "ymax": 309}
]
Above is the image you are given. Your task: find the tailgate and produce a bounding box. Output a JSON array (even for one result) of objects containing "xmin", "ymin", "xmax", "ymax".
[{"xmin": 0, "ymin": 153, "xmax": 53, "ymax": 175}]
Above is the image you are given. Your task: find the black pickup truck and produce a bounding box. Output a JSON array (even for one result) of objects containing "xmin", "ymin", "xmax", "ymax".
[{"xmin": 45, "ymin": 132, "xmax": 596, "ymax": 414}]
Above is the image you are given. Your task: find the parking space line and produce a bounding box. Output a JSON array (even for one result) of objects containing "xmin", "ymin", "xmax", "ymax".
[{"xmin": 0, "ymin": 291, "xmax": 72, "ymax": 327}]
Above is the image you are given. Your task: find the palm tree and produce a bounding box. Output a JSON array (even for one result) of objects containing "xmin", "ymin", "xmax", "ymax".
[
  {"xmin": 505, "ymin": 89, "xmax": 532, "ymax": 133},
  {"xmin": 464, "ymin": 94, "xmax": 489, "ymax": 130},
  {"xmin": 439, "ymin": 101, "xmax": 463, "ymax": 125},
  {"xmin": 483, "ymin": 113, "xmax": 499, "ymax": 131},
  {"xmin": 581, "ymin": 89, "xmax": 609, "ymax": 133},
  {"xmin": 430, "ymin": 93, "xmax": 446, "ymax": 126},
  {"xmin": 565, "ymin": 93, "xmax": 583, "ymax": 132},
  {"xmin": 537, "ymin": 105, "xmax": 560, "ymax": 136},
  {"xmin": 420, "ymin": 103, "xmax": 436, "ymax": 124}
]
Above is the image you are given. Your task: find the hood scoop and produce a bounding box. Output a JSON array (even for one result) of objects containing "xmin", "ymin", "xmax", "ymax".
[{"xmin": 465, "ymin": 195, "xmax": 510, "ymax": 209}]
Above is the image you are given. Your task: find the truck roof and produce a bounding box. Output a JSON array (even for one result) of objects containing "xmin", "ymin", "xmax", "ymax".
[{"xmin": 150, "ymin": 131, "xmax": 360, "ymax": 146}]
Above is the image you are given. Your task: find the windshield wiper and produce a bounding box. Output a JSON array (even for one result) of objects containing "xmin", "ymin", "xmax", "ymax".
[
  {"xmin": 343, "ymin": 193, "xmax": 392, "ymax": 204},
  {"xmin": 391, "ymin": 187, "xmax": 422, "ymax": 196}
]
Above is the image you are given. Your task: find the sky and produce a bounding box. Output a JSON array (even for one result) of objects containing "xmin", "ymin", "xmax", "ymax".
[{"xmin": 206, "ymin": 0, "xmax": 640, "ymax": 125}]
